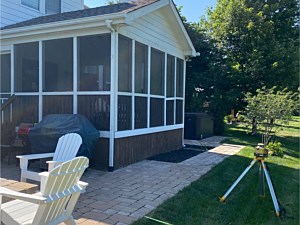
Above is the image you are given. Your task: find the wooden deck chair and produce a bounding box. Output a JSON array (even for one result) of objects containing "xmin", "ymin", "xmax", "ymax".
[
  {"xmin": 17, "ymin": 133, "xmax": 82, "ymax": 182},
  {"xmin": 0, "ymin": 156, "xmax": 89, "ymax": 225}
]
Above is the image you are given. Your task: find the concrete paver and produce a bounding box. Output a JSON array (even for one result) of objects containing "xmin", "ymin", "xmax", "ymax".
[{"xmin": 1, "ymin": 138, "xmax": 244, "ymax": 225}]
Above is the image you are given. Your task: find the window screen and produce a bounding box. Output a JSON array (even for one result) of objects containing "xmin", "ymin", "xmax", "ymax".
[
  {"xmin": 78, "ymin": 95, "xmax": 110, "ymax": 130},
  {"xmin": 78, "ymin": 34, "xmax": 111, "ymax": 91},
  {"xmin": 167, "ymin": 55, "xmax": 175, "ymax": 97},
  {"xmin": 135, "ymin": 42, "xmax": 148, "ymax": 94},
  {"xmin": 14, "ymin": 42, "xmax": 39, "ymax": 92},
  {"xmin": 46, "ymin": 0, "xmax": 61, "ymax": 14},
  {"xmin": 43, "ymin": 38, "xmax": 73, "ymax": 92},
  {"xmin": 176, "ymin": 58, "xmax": 184, "ymax": 97},
  {"xmin": 166, "ymin": 100, "xmax": 174, "ymax": 125},
  {"xmin": 13, "ymin": 96, "xmax": 38, "ymax": 124},
  {"xmin": 118, "ymin": 96, "xmax": 132, "ymax": 131},
  {"xmin": 21, "ymin": 0, "xmax": 39, "ymax": 10},
  {"xmin": 43, "ymin": 96, "xmax": 73, "ymax": 116},
  {"xmin": 176, "ymin": 100, "xmax": 183, "ymax": 124},
  {"xmin": 135, "ymin": 96, "xmax": 147, "ymax": 129},
  {"xmin": 118, "ymin": 35, "xmax": 132, "ymax": 92},
  {"xmin": 150, "ymin": 48, "xmax": 164, "ymax": 96},
  {"xmin": 0, "ymin": 54, "xmax": 11, "ymax": 93},
  {"xmin": 150, "ymin": 98, "xmax": 164, "ymax": 127}
]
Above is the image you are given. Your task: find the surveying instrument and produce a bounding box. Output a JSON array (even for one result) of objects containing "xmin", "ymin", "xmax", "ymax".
[{"xmin": 219, "ymin": 138, "xmax": 285, "ymax": 217}]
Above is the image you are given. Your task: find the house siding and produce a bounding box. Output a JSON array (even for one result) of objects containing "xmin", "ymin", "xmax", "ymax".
[
  {"xmin": 113, "ymin": 129, "xmax": 183, "ymax": 169},
  {"xmin": 119, "ymin": 7, "xmax": 184, "ymax": 58},
  {"xmin": 0, "ymin": 0, "xmax": 44, "ymax": 27},
  {"xmin": 0, "ymin": 0, "xmax": 83, "ymax": 28},
  {"xmin": 61, "ymin": 0, "xmax": 83, "ymax": 13}
]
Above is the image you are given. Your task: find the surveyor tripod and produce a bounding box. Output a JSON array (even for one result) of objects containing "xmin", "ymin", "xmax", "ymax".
[{"xmin": 219, "ymin": 156, "xmax": 285, "ymax": 217}]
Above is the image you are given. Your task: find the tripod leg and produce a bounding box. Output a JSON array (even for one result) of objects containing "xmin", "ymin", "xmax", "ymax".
[
  {"xmin": 259, "ymin": 161, "xmax": 265, "ymax": 197},
  {"xmin": 261, "ymin": 161, "xmax": 281, "ymax": 216},
  {"xmin": 220, "ymin": 159, "xmax": 257, "ymax": 202}
]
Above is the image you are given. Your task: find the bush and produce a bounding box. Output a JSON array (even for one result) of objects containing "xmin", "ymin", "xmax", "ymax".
[
  {"xmin": 266, "ymin": 141, "xmax": 284, "ymax": 157},
  {"xmin": 237, "ymin": 114, "xmax": 246, "ymax": 122},
  {"xmin": 225, "ymin": 114, "xmax": 234, "ymax": 123}
]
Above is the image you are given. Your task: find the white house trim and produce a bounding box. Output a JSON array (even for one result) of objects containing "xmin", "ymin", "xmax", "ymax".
[
  {"xmin": 168, "ymin": 1, "xmax": 197, "ymax": 57},
  {"xmin": 115, "ymin": 124, "xmax": 184, "ymax": 139},
  {"xmin": 38, "ymin": 41, "xmax": 43, "ymax": 121},
  {"xmin": 131, "ymin": 39, "xmax": 135, "ymax": 130},
  {"xmin": 124, "ymin": 0, "xmax": 169, "ymax": 24},
  {"xmin": 73, "ymin": 36, "xmax": 78, "ymax": 114},
  {"xmin": 10, "ymin": 46, "xmax": 14, "ymax": 95},
  {"xmin": 109, "ymin": 24, "xmax": 117, "ymax": 169},
  {"xmin": 147, "ymin": 45, "xmax": 151, "ymax": 128},
  {"xmin": 1, "ymin": 14, "xmax": 127, "ymax": 40}
]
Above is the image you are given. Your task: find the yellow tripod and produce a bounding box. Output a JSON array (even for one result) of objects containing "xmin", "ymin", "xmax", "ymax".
[{"xmin": 219, "ymin": 144, "xmax": 284, "ymax": 217}]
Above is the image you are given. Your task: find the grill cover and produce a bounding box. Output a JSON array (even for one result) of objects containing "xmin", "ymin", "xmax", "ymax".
[{"xmin": 29, "ymin": 114, "xmax": 99, "ymax": 158}]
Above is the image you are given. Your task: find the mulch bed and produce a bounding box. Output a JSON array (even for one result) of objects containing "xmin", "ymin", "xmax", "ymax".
[{"xmin": 148, "ymin": 145, "xmax": 213, "ymax": 163}]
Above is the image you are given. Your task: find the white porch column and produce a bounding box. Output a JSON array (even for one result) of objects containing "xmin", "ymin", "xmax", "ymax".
[
  {"xmin": 73, "ymin": 37, "xmax": 78, "ymax": 114},
  {"xmin": 182, "ymin": 58, "xmax": 187, "ymax": 146},
  {"xmin": 109, "ymin": 28, "xmax": 118, "ymax": 171},
  {"xmin": 38, "ymin": 41, "xmax": 43, "ymax": 122}
]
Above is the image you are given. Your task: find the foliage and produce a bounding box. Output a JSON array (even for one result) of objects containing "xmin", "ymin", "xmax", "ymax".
[
  {"xmin": 182, "ymin": 0, "xmax": 299, "ymax": 134},
  {"xmin": 225, "ymin": 114, "xmax": 234, "ymax": 123},
  {"xmin": 202, "ymin": 0, "xmax": 299, "ymax": 96},
  {"xmin": 237, "ymin": 114, "xmax": 246, "ymax": 122},
  {"xmin": 266, "ymin": 141, "xmax": 284, "ymax": 157},
  {"xmin": 245, "ymin": 86, "xmax": 297, "ymax": 144},
  {"xmin": 105, "ymin": 0, "xmax": 116, "ymax": 5},
  {"xmin": 183, "ymin": 21, "xmax": 234, "ymax": 134}
]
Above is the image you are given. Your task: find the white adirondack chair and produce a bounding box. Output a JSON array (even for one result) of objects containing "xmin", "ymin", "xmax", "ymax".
[
  {"xmin": 17, "ymin": 133, "xmax": 82, "ymax": 182},
  {"xmin": 0, "ymin": 157, "xmax": 89, "ymax": 225}
]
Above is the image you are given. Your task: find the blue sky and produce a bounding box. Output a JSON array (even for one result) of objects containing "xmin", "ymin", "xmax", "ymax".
[{"xmin": 84, "ymin": 0, "xmax": 216, "ymax": 23}]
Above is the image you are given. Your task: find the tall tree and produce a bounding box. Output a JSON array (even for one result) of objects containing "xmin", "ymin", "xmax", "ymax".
[
  {"xmin": 202, "ymin": 0, "xmax": 299, "ymax": 95},
  {"xmin": 184, "ymin": 22, "xmax": 234, "ymax": 134}
]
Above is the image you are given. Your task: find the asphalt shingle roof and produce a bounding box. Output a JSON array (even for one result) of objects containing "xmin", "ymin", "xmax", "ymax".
[{"xmin": 1, "ymin": 0, "xmax": 159, "ymax": 30}]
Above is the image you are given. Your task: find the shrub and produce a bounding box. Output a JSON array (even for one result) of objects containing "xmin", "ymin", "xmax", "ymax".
[
  {"xmin": 266, "ymin": 141, "xmax": 284, "ymax": 157},
  {"xmin": 225, "ymin": 114, "xmax": 234, "ymax": 123},
  {"xmin": 237, "ymin": 114, "xmax": 246, "ymax": 122}
]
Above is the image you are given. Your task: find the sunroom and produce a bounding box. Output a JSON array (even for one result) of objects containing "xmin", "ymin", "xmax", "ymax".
[{"xmin": 0, "ymin": 0, "xmax": 197, "ymax": 170}]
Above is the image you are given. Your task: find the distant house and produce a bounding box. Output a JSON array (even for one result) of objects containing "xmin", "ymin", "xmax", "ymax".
[
  {"xmin": 0, "ymin": 0, "xmax": 84, "ymax": 27},
  {"xmin": 0, "ymin": 0, "xmax": 197, "ymax": 170}
]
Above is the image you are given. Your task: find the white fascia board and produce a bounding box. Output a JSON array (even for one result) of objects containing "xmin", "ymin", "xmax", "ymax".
[
  {"xmin": 0, "ymin": 13, "xmax": 127, "ymax": 40},
  {"xmin": 125, "ymin": 0, "xmax": 169, "ymax": 24},
  {"xmin": 115, "ymin": 124, "xmax": 184, "ymax": 139},
  {"xmin": 0, "ymin": 46, "xmax": 10, "ymax": 53},
  {"xmin": 168, "ymin": 1, "xmax": 197, "ymax": 57}
]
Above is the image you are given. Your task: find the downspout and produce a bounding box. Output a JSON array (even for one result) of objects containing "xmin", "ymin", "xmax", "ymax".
[{"xmin": 106, "ymin": 19, "xmax": 116, "ymax": 171}]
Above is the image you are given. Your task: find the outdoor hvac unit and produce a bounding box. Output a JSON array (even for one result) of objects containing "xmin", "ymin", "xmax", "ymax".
[{"xmin": 184, "ymin": 113, "xmax": 213, "ymax": 140}]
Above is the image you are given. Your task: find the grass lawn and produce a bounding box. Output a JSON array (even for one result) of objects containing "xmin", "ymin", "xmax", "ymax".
[{"xmin": 133, "ymin": 117, "xmax": 299, "ymax": 225}]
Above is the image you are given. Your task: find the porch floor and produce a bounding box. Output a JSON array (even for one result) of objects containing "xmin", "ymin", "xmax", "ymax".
[{"xmin": 0, "ymin": 137, "xmax": 244, "ymax": 225}]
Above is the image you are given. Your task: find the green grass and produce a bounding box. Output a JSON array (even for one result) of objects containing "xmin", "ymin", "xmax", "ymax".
[{"xmin": 133, "ymin": 117, "xmax": 299, "ymax": 225}]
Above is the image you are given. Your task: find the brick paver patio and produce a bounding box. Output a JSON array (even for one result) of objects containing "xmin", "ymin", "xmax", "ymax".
[{"xmin": 1, "ymin": 139, "xmax": 244, "ymax": 225}]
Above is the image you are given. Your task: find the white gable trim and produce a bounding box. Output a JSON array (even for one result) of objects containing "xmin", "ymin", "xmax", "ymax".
[
  {"xmin": 125, "ymin": 0, "xmax": 169, "ymax": 24},
  {"xmin": 168, "ymin": 1, "xmax": 196, "ymax": 57},
  {"xmin": 125, "ymin": 0, "xmax": 196, "ymax": 57}
]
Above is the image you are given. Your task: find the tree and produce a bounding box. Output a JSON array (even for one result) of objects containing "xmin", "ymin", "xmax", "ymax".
[
  {"xmin": 202, "ymin": 0, "xmax": 299, "ymax": 99},
  {"xmin": 245, "ymin": 86, "xmax": 297, "ymax": 144},
  {"xmin": 184, "ymin": 22, "xmax": 234, "ymax": 134}
]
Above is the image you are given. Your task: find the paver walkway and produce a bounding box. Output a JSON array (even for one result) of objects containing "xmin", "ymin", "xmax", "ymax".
[{"xmin": 1, "ymin": 139, "xmax": 244, "ymax": 225}]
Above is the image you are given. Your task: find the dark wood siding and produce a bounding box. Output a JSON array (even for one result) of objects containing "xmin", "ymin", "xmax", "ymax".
[
  {"xmin": 114, "ymin": 129, "xmax": 182, "ymax": 169},
  {"xmin": 90, "ymin": 137, "xmax": 109, "ymax": 170}
]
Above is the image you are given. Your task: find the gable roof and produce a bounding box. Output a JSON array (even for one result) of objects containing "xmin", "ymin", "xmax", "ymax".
[
  {"xmin": 1, "ymin": 0, "xmax": 158, "ymax": 30},
  {"xmin": 0, "ymin": 0, "xmax": 196, "ymax": 56}
]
